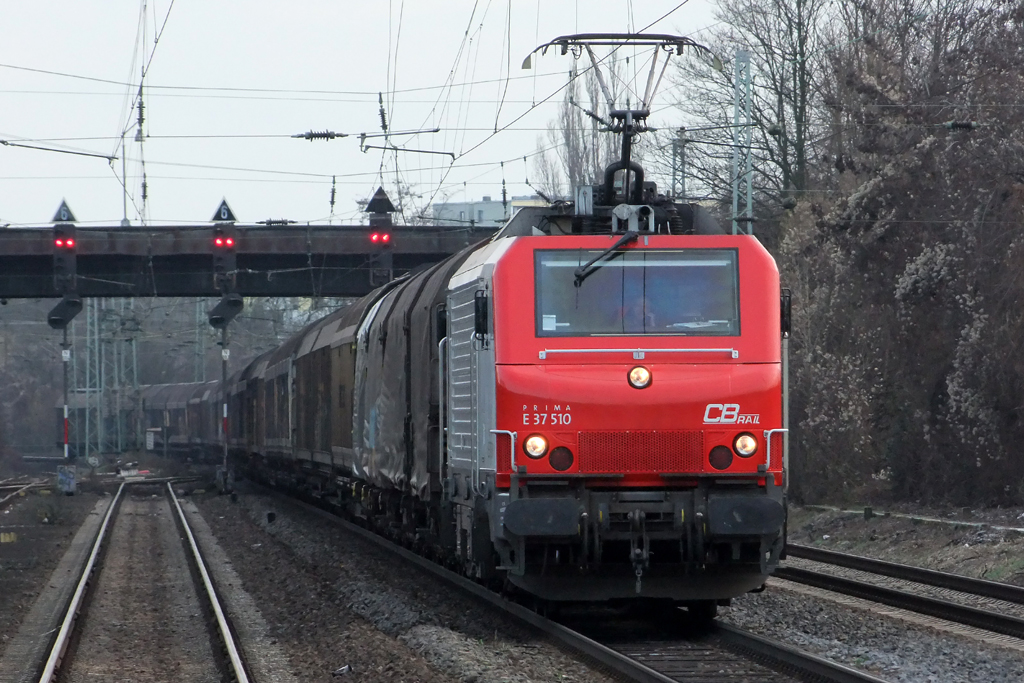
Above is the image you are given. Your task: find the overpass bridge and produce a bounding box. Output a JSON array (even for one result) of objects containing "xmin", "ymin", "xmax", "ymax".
[{"xmin": 0, "ymin": 222, "xmax": 497, "ymax": 300}]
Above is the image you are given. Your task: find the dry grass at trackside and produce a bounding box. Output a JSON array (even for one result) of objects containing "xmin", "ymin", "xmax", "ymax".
[{"xmin": 788, "ymin": 504, "xmax": 1024, "ymax": 586}]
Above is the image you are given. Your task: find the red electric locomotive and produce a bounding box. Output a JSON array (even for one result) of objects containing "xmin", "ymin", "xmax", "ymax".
[
  {"xmin": 432, "ymin": 202, "xmax": 788, "ymax": 608},
  {"xmin": 480, "ymin": 232, "xmax": 787, "ymax": 603}
]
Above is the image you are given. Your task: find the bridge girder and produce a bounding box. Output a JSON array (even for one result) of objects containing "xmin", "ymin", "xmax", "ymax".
[{"xmin": 0, "ymin": 224, "xmax": 496, "ymax": 299}]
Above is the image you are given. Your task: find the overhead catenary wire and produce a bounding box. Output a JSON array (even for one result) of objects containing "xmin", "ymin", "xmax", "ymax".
[
  {"xmin": 424, "ymin": 0, "xmax": 697, "ymax": 187},
  {"xmin": 3, "ymin": 1, "xmax": 720, "ymax": 225}
]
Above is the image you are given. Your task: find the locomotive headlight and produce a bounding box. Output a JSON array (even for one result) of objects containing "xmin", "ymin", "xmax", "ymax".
[
  {"xmin": 523, "ymin": 434, "xmax": 549, "ymax": 458},
  {"xmin": 628, "ymin": 366, "xmax": 652, "ymax": 389},
  {"xmin": 733, "ymin": 433, "xmax": 758, "ymax": 457}
]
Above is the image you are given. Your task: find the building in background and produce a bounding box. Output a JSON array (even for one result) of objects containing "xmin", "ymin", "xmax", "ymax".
[{"xmin": 431, "ymin": 195, "xmax": 546, "ymax": 226}]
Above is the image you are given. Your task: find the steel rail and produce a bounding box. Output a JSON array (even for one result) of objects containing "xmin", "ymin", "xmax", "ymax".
[
  {"xmin": 0, "ymin": 483, "xmax": 42, "ymax": 509},
  {"xmin": 277, "ymin": 491, "xmax": 892, "ymax": 683},
  {"xmin": 166, "ymin": 483, "xmax": 251, "ymax": 683},
  {"xmin": 38, "ymin": 482, "xmax": 124, "ymax": 683},
  {"xmin": 0, "ymin": 480, "xmax": 35, "ymax": 490},
  {"xmin": 715, "ymin": 622, "xmax": 890, "ymax": 683},
  {"xmin": 775, "ymin": 566, "xmax": 1024, "ymax": 639},
  {"xmin": 787, "ymin": 543, "xmax": 1024, "ymax": 605}
]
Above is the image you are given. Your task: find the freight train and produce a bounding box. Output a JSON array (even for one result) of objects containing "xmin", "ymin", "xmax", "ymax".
[
  {"xmin": 105, "ymin": 195, "xmax": 790, "ymax": 612},
  {"xmin": 60, "ymin": 35, "xmax": 791, "ymax": 612}
]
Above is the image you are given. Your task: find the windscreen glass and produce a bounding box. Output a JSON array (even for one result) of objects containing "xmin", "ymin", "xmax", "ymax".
[{"xmin": 534, "ymin": 249, "xmax": 739, "ymax": 337}]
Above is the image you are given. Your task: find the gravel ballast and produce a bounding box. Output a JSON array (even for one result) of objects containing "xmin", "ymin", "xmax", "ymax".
[
  {"xmin": 0, "ymin": 490, "xmax": 104, "ymax": 641},
  {"xmin": 63, "ymin": 493, "xmax": 220, "ymax": 683},
  {"xmin": 721, "ymin": 582, "xmax": 1024, "ymax": 683},
  {"xmin": 714, "ymin": 504, "xmax": 1024, "ymax": 683},
  {"xmin": 195, "ymin": 486, "xmax": 618, "ymax": 683}
]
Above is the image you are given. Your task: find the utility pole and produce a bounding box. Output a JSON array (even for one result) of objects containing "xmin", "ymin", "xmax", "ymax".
[
  {"xmin": 671, "ymin": 127, "xmax": 687, "ymax": 201},
  {"xmin": 731, "ymin": 50, "xmax": 753, "ymax": 235},
  {"xmin": 194, "ymin": 299, "xmax": 206, "ymax": 382}
]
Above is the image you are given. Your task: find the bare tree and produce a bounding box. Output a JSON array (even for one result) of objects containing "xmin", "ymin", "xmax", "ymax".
[{"xmin": 654, "ymin": 0, "xmax": 828, "ymax": 218}]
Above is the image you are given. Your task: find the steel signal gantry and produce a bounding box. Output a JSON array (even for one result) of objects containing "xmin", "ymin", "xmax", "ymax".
[{"xmin": 0, "ymin": 223, "xmax": 497, "ymax": 300}]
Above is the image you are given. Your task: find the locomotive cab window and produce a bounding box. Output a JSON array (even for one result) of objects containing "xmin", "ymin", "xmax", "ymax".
[{"xmin": 534, "ymin": 249, "xmax": 740, "ymax": 337}]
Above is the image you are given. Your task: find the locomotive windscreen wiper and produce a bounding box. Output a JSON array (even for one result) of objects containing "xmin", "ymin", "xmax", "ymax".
[{"xmin": 573, "ymin": 230, "xmax": 639, "ymax": 287}]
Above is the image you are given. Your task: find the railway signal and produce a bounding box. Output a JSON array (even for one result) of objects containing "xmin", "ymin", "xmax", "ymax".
[
  {"xmin": 47, "ymin": 294, "xmax": 83, "ymax": 330},
  {"xmin": 210, "ymin": 200, "xmax": 241, "ymax": 488},
  {"xmin": 53, "ymin": 224, "xmax": 77, "ymax": 294},
  {"xmin": 212, "ymin": 225, "xmax": 237, "ymax": 292},
  {"xmin": 49, "ymin": 201, "xmax": 82, "ymax": 460},
  {"xmin": 368, "ymin": 231, "xmax": 393, "ymax": 286},
  {"xmin": 207, "ymin": 293, "xmax": 243, "ymax": 329}
]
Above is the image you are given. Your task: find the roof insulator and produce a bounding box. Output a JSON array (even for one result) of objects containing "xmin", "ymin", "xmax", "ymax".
[
  {"xmin": 943, "ymin": 121, "xmax": 979, "ymax": 130},
  {"xmin": 292, "ymin": 130, "xmax": 344, "ymax": 141}
]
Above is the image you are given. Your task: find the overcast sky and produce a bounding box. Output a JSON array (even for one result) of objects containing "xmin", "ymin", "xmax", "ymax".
[{"xmin": 0, "ymin": 1, "xmax": 717, "ymax": 227}]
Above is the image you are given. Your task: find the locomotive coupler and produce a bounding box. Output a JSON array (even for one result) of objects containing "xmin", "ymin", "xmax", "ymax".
[{"xmin": 628, "ymin": 509, "xmax": 649, "ymax": 593}]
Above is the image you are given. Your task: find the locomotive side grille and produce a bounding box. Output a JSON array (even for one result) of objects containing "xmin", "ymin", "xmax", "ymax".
[{"xmin": 577, "ymin": 430, "xmax": 704, "ymax": 474}]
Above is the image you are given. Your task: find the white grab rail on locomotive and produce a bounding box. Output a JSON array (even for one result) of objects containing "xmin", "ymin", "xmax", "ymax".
[
  {"xmin": 489, "ymin": 429, "xmax": 518, "ymax": 476},
  {"xmin": 763, "ymin": 428, "xmax": 788, "ymax": 473},
  {"xmin": 537, "ymin": 347, "xmax": 740, "ymax": 360}
]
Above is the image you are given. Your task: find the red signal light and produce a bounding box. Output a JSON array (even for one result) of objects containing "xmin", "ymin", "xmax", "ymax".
[
  {"xmin": 54, "ymin": 238, "xmax": 75, "ymax": 248},
  {"xmin": 225, "ymin": 237, "xmax": 234, "ymax": 247},
  {"xmin": 55, "ymin": 239, "xmax": 64, "ymax": 247},
  {"xmin": 382, "ymin": 233, "xmax": 390, "ymax": 243},
  {"xmin": 66, "ymin": 238, "xmax": 75, "ymax": 248},
  {"xmin": 370, "ymin": 233, "xmax": 380, "ymax": 243},
  {"xmin": 215, "ymin": 237, "xmax": 225, "ymax": 247}
]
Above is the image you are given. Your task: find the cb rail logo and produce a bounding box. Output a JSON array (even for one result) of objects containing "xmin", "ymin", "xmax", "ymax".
[{"xmin": 703, "ymin": 404, "xmax": 761, "ymax": 424}]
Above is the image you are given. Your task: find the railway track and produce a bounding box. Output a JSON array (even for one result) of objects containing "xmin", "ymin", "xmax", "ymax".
[
  {"xmin": 780, "ymin": 544, "xmax": 1024, "ymax": 640},
  {"xmin": 0, "ymin": 482, "xmax": 44, "ymax": 510},
  {"xmin": 37, "ymin": 482, "xmax": 252, "ymax": 683},
  {"xmin": 275, "ymin": 490, "xmax": 889, "ymax": 683}
]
